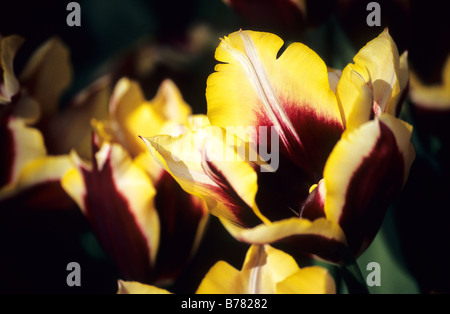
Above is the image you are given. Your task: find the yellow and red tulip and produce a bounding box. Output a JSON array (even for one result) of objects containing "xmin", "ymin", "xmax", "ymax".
[
  {"xmin": 0, "ymin": 35, "xmax": 74, "ymax": 211},
  {"xmin": 117, "ymin": 244, "xmax": 336, "ymax": 294},
  {"xmin": 144, "ymin": 29, "xmax": 414, "ymax": 263},
  {"xmin": 62, "ymin": 78, "xmax": 209, "ymax": 285}
]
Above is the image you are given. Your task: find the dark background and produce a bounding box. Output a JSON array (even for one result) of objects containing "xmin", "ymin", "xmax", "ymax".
[{"xmin": 1, "ymin": 0, "xmax": 449, "ymax": 294}]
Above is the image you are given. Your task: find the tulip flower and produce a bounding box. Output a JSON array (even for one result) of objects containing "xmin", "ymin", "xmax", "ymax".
[
  {"xmin": 144, "ymin": 29, "xmax": 414, "ymax": 264},
  {"xmin": 117, "ymin": 244, "xmax": 336, "ymax": 294},
  {"xmin": 0, "ymin": 35, "xmax": 74, "ymax": 210},
  {"xmin": 62, "ymin": 78, "xmax": 209, "ymax": 285}
]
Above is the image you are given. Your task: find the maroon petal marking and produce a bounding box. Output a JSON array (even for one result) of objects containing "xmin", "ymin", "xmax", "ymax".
[
  {"xmin": 79, "ymin": 142, "xmax": 153, "ymax": 283},
  {"xmin": 201, "ymin": 158, "xmax": 262, "ymax": 228},
  {"xmin": 338, "ymin": 121, "xmax": 405, "ymax": 256},
  {"xmin": 0, "ymin": 180, "xmax": 76, "ymax": 211},
  {"xmin": 256, "ymin": 98, "xmax": 344, "ymax": 182}
]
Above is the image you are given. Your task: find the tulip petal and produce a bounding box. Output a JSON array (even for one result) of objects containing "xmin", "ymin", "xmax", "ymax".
[
  {"xmin": 324, "ymin": 114, "xmax": 414, "ymax": 255},
  {"xmin": 0, "ymin": 35, "xmax": 23, "ymax": 104},
  {"xmin": 117, "ymin": 245, "xmax": 335, "ymax": 294},
  {"xmin": 109, "ymin": 78, "xmax": 165, "ymax": 156},
  {"xmin": 152, "ymin": 79, "xmax": 192, "ymax": 125},
  {"xmin": 43, "ymin": 76, "xmax": 111, "ymax": 158},
  {"xmin": 109, "ymin": 78, "xmax": 192, "ymax": 157},
  {"xmin": 340, "ymin": 29, "xmax": 405, "ymax": 120},
  {"xmin": 336, "ymin": 64, "xmax": 374, "ymax": 131},
  {"xmin": 206, "ymin": 30, "xmax": 343, "ymax": 177},
  {"xmin": 19, "ymin": 37, "xmax": 72, "ymax": 117},
  {"xmin": 221, "ymin": 217, "xmax": 347, "ymax": 263},
  {"xmin": 195, "ymin": 260, "xmax": 243, "ymax": 294},
  {"xmin": 142, "ymin": 126, "xmax": 269, "ymax": 228},
  {"xmin": 61, "ymin": 140, "xmax": 160, "ymax": 282},
  {"xmin": 276, "ymin": 266, "xmax": 336, "ymax": 294},
  {"xmin": 197, "ymin": 244, "xmax": 333, "ymax": 294},
  {"xmin": 117, "ymin": 280, "xmax": 171, "ymax": 294}
]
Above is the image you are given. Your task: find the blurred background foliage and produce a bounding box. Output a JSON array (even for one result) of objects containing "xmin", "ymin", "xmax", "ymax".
[{"xmin": 0, "ymin": 0, "xmax": 449, "ymax": 293}]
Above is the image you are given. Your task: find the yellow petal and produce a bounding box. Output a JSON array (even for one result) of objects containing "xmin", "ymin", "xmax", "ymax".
[
  {"xmin": 340, "ymin": 29, "xmax": 405, "ymax": 122},
  {"xmin": 117, "ymin": 280, "xmax": 172, "ymax": 294},
  {"xmin": 195, "ymin": 260, "xmax": 243, "ymax": 294},
  {"xmin": 19, "ymin": 37, "xmax": 72, "ymax": 117},
  {"xmin": 109, "ymin": 78, "xmax": 165, "ymax": 156},
  {"xmin": 276, "ymin": 266, "xmax": 336, "ymax": 294},
  {"xmin": 152, "ymin": 79, "xmax": 191, "ymax": 125},
  {"xmin": 13, "ymin": 156, "xmax": 71, "ymax": 191},
  {"xmin": 336, "ymin": 64, "xmax": 373, "ymax": 131},
  {"xmin": 240, "ymin": 245, "xmax": 303, "ymax": 294},
  {"xmin": 197, "ymin": 244, "xmax": 335, "ymax": 294}
]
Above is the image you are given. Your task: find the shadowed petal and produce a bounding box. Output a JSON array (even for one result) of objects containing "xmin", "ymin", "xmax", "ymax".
[
  {"xmin": 0, "ymin": 35, "xmax": 23, "ymax": 104},
  {"xmin": 19, "ymin": 37, "xmax": 72, "ymax": 117}
]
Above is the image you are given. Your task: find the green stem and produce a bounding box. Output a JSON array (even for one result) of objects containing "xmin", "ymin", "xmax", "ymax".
[{"xmin": 339, "ymin": 248, "xmax": 370, "ymax": 294}]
